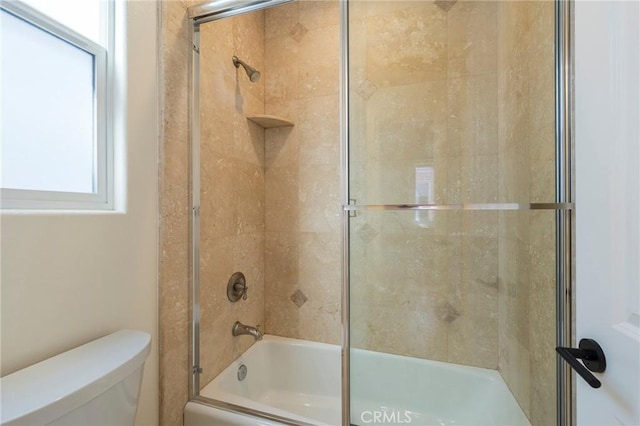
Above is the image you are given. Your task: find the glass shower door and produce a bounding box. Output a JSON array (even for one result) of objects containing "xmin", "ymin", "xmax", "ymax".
[{"xmin": 347, "ymin": 1, "xmax": 561, "ymax": 425}]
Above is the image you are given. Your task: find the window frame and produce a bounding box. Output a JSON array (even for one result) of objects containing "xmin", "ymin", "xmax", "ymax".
[{"xmin": 0, "ymin": 0, "xmax": 115, "ymax": 210}]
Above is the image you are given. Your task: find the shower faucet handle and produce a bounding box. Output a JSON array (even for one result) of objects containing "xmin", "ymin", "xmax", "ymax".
[
  {"xmin": 227, "ymin": 272, "xmax": 248, "ymax": 302},
  {"xmin": 236, "ymin": 282, "xmax": 248, "ymax": 300}
]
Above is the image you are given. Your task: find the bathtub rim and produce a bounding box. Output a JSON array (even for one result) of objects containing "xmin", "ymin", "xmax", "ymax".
[{"xmin": 188, "ymin": 395, "xmax": 311, "ymax": 426}]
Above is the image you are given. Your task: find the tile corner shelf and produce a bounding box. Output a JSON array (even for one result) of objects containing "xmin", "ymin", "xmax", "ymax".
[{"xmin": 246, "ymin": 115, "xmax": 295, "ymax": 129}]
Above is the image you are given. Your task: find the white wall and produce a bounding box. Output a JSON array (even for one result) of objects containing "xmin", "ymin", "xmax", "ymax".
[
  {"xmin": 0, "ymin": 1, "xmax": 159, "ymax": 425},
  {"xmin": 575, "ymin": 1, "xmax": 640, "ymax": 424}
]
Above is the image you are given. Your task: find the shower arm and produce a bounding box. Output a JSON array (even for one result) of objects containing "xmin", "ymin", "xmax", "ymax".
[{"xmin": 232, "ymin": 55, "xmax": 247, "ymax": 69}]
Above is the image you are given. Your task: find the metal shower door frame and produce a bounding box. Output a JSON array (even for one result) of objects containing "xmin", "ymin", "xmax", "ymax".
[
  {"xmin": 186, "ymin": 0, "xmax": 575, "ymax": 424},
  {"xmin": 341, "ymin": 0, "xmax": 574, "ymax": 425},
  {"xmin": 188, "ymin": 1, "xmax": 304, "ymax": 424}
]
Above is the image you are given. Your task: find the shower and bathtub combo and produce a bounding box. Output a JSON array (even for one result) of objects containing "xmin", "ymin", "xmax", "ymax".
[{"xmin": 181, "ymin": 0, "xmax": 573, "ymax": 425}]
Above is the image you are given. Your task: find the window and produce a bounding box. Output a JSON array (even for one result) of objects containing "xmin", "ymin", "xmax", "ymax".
[{"xmin": 0, "ymin": 0, "xmax": 115, "ymax": 210}]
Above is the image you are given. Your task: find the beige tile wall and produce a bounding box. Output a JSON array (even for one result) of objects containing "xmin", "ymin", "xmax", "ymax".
[
  {"xmin": 159, "ymin": 3, "xmax": 341, "ymax": 424},
  {"xmin": 497, "ymin": 2, "xmax": 557, "ymax": 425},
  {"xmin": 348, "ymin": 1, "xmax": 500, "ymax": 370},
  {"xmin": 159, "ymin": 2, "xmax": 269, "ymax": 422},
  {"xmin": 349, "ymin": 3, "xmax": 557, "ymax": 424},
  {"xmin": 351, "ymin": 209, "xmax": 500, "ymax": 367},
  {"xmin": 159, "ymin": 1, "xmax": 191, "ymax": 425},
  {"xmin": 263, "ymin": 1, "xmax": 342, "ymax": 344},
  {"xmin": 198, "ymin": 10, "xmax": 267, "ymax": 387}
]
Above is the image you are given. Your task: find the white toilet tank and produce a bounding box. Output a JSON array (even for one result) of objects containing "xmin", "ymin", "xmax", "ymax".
[{"xmin": 1, "ymin": 330, "xmax": 151, "ymax": 426}]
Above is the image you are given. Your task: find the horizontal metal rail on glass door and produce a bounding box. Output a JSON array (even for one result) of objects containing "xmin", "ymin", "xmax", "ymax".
[{"xmin": 343, "ymin": 203, "xmax": 574, "ymax": 212}]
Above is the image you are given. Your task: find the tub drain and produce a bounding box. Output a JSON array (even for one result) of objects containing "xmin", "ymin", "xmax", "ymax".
[{"xmin": 237, "ymin": 364, "xmax": 247, "ymax": 381}]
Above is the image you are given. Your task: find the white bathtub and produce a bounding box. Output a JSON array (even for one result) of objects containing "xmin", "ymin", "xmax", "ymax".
[{"xmin": 184, "ymin": 335, "xmax": 530, "ymax": 426}]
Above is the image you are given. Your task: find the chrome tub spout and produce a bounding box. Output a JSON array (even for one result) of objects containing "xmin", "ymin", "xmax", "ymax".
[{"xmin": 232, "ymin": 321, "xmax": 263, "ymax": 341}]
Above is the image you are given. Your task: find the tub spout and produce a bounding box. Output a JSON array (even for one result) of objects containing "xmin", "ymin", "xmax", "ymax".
[{"xmin": 232, "ymin": 321, "xmax": 263, "ymax": 341}]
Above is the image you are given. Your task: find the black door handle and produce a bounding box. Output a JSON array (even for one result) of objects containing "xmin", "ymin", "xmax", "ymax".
[{"xmin": 556, "ymin": 338, "xmax": 607, "ymax": 388}]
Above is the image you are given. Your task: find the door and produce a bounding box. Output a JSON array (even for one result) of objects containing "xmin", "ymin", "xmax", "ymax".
[
  {"xmin": 575, "ymin": 0, "xmax": 640, "ymax": 424},
  {"xmin": 346, "ymin": 1, "xmax": 560, "ymax": 425}
]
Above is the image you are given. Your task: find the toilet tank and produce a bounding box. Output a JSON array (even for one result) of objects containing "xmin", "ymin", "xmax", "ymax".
[{"xmin": 1, "ymin": 330, "xmax": 151, "ymax": 426}]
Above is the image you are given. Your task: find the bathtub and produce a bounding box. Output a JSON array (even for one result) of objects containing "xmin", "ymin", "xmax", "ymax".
[{"xmin": 184, "ymin": 335, "xmax": 530, "ymax": 426}]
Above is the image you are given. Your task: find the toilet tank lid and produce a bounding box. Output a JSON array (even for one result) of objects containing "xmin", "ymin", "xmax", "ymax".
[{"xmin": 0, "ymin": 329, "xmax": 151, "ymax": 426}]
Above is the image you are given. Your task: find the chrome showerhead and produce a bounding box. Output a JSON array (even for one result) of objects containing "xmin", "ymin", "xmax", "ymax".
[{"xmin": 232, "ymin": 55, "xmax": 261, "ymax": 83}]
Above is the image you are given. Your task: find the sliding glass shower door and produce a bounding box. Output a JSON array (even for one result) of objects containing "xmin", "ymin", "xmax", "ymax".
[{"xmin": 347, "ymin": 1, "xmax": 567, "ymax": 425}]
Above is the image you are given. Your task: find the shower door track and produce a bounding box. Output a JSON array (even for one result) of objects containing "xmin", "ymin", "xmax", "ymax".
[{"xmin": 186, "ymin": 0, "xmax": 575, "ymax": 425}]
